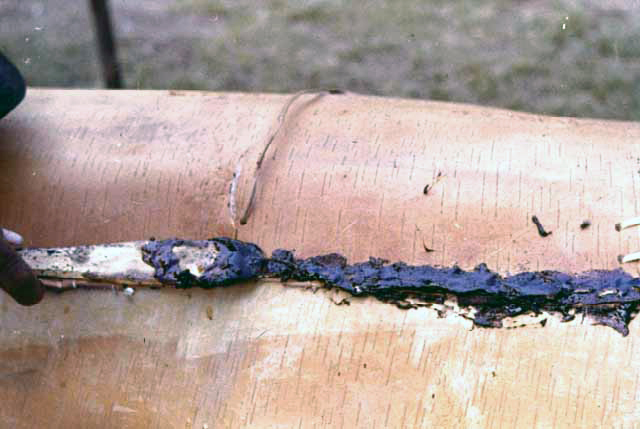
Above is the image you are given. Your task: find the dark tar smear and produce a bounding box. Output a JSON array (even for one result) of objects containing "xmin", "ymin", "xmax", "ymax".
[
  {"xmin": 142, "ymin": 238, "xmax": 640, "ymax": 336},
  {"xmin": 142, "ymin": 237, "xmax": 264, "ymax": 287}
]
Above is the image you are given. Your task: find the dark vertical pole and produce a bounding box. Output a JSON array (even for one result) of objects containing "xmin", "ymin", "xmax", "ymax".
[{"xmin": 88, "ymin": 0, "xmax": 123, "ymax": 89}]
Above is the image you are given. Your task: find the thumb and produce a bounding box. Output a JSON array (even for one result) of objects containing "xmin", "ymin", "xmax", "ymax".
[{"xmin": 0, "ymin": 232, "xmax": 44, "ymax": 305}]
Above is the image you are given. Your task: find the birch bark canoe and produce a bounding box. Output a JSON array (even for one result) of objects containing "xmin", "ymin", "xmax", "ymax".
[{"xmin": 1, "ymin": 89, "xmax": 640, "ymax": 428}]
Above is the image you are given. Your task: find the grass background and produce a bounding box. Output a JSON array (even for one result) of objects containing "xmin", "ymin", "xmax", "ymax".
[{"xmin": 1, "ymin": 0, "xmax": 640, "ymax": 120}]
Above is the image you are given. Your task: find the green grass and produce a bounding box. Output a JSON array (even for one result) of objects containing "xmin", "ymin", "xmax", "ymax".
[
  {"xmin": 1, "ymin": 0, "xmax": 640, "ymax": 120},
  {"xmin": 172, "ymin": 0, "xmax": 230, "ymax": 17}
]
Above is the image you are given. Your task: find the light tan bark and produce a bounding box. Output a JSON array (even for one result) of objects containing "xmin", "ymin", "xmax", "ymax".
[{"xmin": 1, "ymin": 89, "xmax": 639, "ymax": 428}]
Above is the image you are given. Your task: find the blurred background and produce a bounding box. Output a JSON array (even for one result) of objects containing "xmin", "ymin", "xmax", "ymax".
[{"xmin": 1, "ymin": 0, "xmax": 640, "ymax": 120}]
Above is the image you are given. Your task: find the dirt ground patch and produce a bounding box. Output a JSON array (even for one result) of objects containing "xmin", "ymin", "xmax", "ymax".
[{"xmin": 1, "ymin": 0, "xmax": 639, "ymax": 120}]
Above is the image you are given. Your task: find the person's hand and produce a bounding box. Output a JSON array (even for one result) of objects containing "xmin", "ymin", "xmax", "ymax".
[
  {"xmin": 1, "ymin": 53, "xmax": 43, "ymax": 304},
  {"xmin": 0, "ymin": 229, "xmax": 44, "ymax": 305}
]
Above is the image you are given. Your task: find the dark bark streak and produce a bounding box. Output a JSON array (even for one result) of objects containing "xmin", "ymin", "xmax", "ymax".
[{"xmin": 532, "ymin": 215, "xmax": 552, "ymax": 237}]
